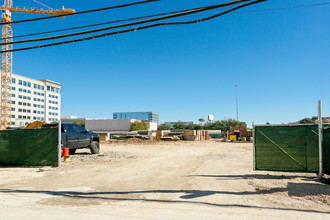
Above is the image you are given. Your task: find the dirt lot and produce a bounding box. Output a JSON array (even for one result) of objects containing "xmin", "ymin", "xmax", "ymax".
[{"xmin": 0, "ymin": 140, "xmax": 329, "ymax": 219}]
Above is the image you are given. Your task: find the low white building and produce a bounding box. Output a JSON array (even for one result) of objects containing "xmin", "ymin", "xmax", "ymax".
[
  {"xmin": 85, "ymin": 119, "xmax": 157, "ymax": 132},
  {"xmin": 8, "ymin": 73, "xmax": 62, "ymax": 127}
]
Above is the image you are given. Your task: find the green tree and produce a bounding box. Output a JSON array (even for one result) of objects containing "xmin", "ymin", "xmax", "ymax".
[
  {"xmin": 130, "ymin": 121, "xmax": 148, "ymax": 131},
  {"xmin": 298, "ymin": 117, "xmax": 327, "ymax": 124},
  {"xmin": 73, "ymin": 120, "xmax": 85, "ymax": 128},
  {"xmin": 172, "ymin": 121, "xmax": 187, "ymax": 130},
  {"xmin": 198, "ymin": 118, "xmax": 205, "ymax": 125},
  {"xmin": 157, "ymin": 123, "xmax": 171, "ymax": 130},
  {"xmin": 204, "ymin": 118, "xmax": 246, "ymax": 131}
]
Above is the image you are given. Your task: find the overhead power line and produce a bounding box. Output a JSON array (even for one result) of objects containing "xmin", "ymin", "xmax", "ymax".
[
  {"xmin": 1, "ymin": 0, "xmax": 160, "ymax": 25},
  {"xmin": 0, "ymin": 0, "xmax": 267, "ymax": 53},
  {"xmin": 5, "ymin": 1, "xmax": 329, "ymax": 41},
  {"xmin": 0, "ymin": 0, "xmax": 262, "ymax": 46},
  {"xmin": 2, "ymin": 7, "xmax": 202, "ymax": 40}
]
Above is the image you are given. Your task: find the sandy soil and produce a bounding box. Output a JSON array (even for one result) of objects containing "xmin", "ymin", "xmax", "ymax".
[{"xmin": 0, "ymin": 140, "xmax": 329, "ymax": 219}]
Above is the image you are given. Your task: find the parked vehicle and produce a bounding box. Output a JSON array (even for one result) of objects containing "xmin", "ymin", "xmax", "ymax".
[{"xmin": 61, "ymin": 123, "xmax": 100, "ymax": 155}]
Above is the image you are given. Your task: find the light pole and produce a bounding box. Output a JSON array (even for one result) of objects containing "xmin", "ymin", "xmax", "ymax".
[{"xmin": 234, "ymin": 84, "xmax": 239, "ymax": 121}]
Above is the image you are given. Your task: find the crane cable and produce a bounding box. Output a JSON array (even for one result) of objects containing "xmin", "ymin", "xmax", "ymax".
[
  {"xmin": 0, "ymin": 0, "xmax": 267, "ymax": 53},
  {"xmin": 0, "ymin": 0, "xmax": 260, "ymax": 46},
  {"xmin": 1, "ymin": 0, "xmax": 160, "ymax": 25}
]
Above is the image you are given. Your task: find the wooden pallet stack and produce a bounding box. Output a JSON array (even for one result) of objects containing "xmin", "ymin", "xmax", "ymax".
[{"xmin": 183, "ymin": 130, "xmax": 210, "ymax": 141}]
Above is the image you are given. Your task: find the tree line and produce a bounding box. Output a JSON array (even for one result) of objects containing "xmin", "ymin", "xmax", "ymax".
[{"xmin": 158, "ymin": 118, "xmax": 247, "ymax": 131}]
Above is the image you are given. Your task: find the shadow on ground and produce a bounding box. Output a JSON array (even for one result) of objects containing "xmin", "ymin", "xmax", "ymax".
[{"xmin": 0, "ymin": 183, "xmax": 329, "ymax": 214}]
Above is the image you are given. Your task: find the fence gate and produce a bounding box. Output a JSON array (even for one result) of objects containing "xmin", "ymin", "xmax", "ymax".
[{"xmin": 254, "ymin": 125, "xmax": 319, "ymax": 173}]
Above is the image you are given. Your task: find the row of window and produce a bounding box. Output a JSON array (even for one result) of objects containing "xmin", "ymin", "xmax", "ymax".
[
  {"xmin": 34, "ymin": 91, "xmax": 45, "ymax": 97},
  {"xmin": 18, "ymin": 115, "xmax": 31, "ymax": 119},
  {"xmin": 18, "ymin": 88, "xmax": 31, "ymax": 94},
  {"xmin": 18, "ymin": 109, "xmax": 31, "ymax": 113},
  {"xmin": 49, "ymin": 106, "xmax": 59, "ymax": 110},
  {"xmin": 34, "ymin": 84, "xmax": 45, "ymax": 90},
  {"xmin": 48, "ymin": 112, "xmax": 58, "ymax": 116},
  {"xmin": 33, "ymin": 110, "xmax": 45, "ymax": 115},
  {"xmin": 18, "ymin": 102, "xmax": 31, "ymax": 107},
  {"xmin": 33, "ymin": 98, "xmax": 45, "ymax": 103},
  {"xmin": 17, "ymin": 79, "xmax": 32, "ymax": 88},
  {"xmin": 33, "ymin": 104, "xmax": 44, "ymax": 109},
  {"xmin": 49, "ymin": 94, "xmax": 59, "ymax": 99},
  {"xmin": 34, "ymin": 117, "xmax": 45, "ymax": 121},
  {"xmin": 47, "ymin": 86, "xmax": 59, "ymax": 93},
  {"xmin": 18, "ymin": 95, "xmax": 31, "ymax": 100},
  {"xmin": 49, "ymin": 118, "xmax": 59, "ymax": 122},
  {"xmin": 49, "ymin": 100, "xmax": 59, "ymax": 105}
]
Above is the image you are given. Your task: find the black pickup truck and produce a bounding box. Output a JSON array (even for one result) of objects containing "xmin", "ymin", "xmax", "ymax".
[{"xmin": 61, "ymin": 123, "xmax": 100, "ymax": 155}]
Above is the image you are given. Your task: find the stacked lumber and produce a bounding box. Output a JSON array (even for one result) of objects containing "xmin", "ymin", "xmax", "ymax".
[{"xmin": 183, "ymin": 130, "xmax": 210, "ymax": 141}]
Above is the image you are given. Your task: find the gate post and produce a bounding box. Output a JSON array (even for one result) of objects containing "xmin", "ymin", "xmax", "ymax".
[
  {"xmin": 58, "ymin": 120, "xmax": 61, "ymax": 168},
  {"xmin": 318, "ymin": 100, "xmax": 323, "ymax": 179}
]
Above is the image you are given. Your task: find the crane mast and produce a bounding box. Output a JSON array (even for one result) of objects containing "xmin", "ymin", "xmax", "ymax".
[
  {"xmin": 0, "ymin": 1, "xmax": 74, "ymax": 130},
  {"xmin": 0, "ymin": 0, "xmax": 13, "ymax": 130}
]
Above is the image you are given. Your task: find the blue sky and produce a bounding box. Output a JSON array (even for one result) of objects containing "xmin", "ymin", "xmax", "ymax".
[{"xmin": 9, "ymin": 0, "xmax": 330, "ymax": 126}]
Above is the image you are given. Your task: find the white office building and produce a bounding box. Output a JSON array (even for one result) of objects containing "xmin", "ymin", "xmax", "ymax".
[{"xmin": 9, "ymin": 73, "xmax": 62, "ymax": 127}]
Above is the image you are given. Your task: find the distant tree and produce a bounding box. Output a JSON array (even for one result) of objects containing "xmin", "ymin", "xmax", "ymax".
[
  {"xmin": 198, "ymin": 118, "xmax": 205, "ymax": 124},
  {"xmin": 130, "ymin": 121, "xmax": 148, "ymax": 131},
  {"xmin": 73, "ymin": 120, "xmax": 85, "ymax": 128},
  {"xmin": 212, "ymin": 118, "xmax": 246, "ymax": 131},
  {"xmin": 193, "ymin": 124, "xmax": 203, "ymax": 130},
  {"xmin": 158, "ymin": 123, "xmax": 171, "ymax": 130},
  {"xmin": 172, "ymin": 121, "xmax": 187, "ymax": 130},
  {"xmin": 298, "ymin": 117, "xmax": 327, "ymax": 124},
  {"xmin": 186, "ymin": 123, "xmax": 195, "ymax": 130},
  {"xmin": 79, "ymin": 120, "xmax": 85, "ymax": 128},
  {"xmin": 266, "ymin": 122, "xmax": 270, "ymax": 125},
  {"xmin": 203, "ymin": 121, "xmax": 222, "ymax": 130}
]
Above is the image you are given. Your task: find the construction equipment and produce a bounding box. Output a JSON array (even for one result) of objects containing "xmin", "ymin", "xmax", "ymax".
[
  {"xmin": 0, "ymin": 0, "xmax": 75, "ymax": 130},
  {"xmin": 25, "ymin": 120, "xmax": 47, "ymax": 129}
]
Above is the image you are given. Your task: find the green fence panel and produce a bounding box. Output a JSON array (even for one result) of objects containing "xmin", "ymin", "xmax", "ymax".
[
  {"xmin": 0, "ymin": 128, "xmax": 58, "ymax": 166},
  {"xmin": 323, "ymin": 125, "xmax": 330, "ymax": 175},
  {"xmin": 255, "ymin": 125, "xmax": 319, "ymax": 172},
  {"xmin": 209, "ymin": 134, "xmax": 224, "ymax": 139}
]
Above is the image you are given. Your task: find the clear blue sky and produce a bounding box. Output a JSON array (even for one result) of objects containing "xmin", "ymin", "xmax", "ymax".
[{"xmin": 10, "ymin": 0, "xmax": 330, "ymax": 126}]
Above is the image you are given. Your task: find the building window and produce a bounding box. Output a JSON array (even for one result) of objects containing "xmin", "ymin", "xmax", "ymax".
[
  {"xmin": 28, "ymin": 82, "xmax": 31, "ymax": 87},
  {"xmin": 12, "ymin": 94, "xmax": 15, "ymax": 97},
  {"xmin": 12, "ymin": 78, "xmax": 16, "ymax": 84},
  {"xmin": 19, "ymin": 80, "xmax": 22, "ymax": 85}
]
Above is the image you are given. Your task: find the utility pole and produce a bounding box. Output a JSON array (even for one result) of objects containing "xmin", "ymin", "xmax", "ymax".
[{"xmin": 234, "ymin": 84, "xmax": 239, "ymax": 121}]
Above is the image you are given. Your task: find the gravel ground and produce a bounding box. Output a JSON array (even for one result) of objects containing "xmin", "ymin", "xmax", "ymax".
[{"xmin": 0, "ymin": 140, "xmax": 329, "ymax": 219}]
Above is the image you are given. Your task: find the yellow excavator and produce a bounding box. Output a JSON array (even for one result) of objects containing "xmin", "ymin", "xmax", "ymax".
[{"xmin": 25, "ymin": 121, "xmax": 47, "ymax": 129}]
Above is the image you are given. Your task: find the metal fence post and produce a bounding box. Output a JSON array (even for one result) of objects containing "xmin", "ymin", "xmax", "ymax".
[
  {"xmin": 318, "ymin": 100, "xmax": 323, "ymax": 179},
  {"xmin": 58, "ymin": 120, "xmax": 61, "ymax": 168}
]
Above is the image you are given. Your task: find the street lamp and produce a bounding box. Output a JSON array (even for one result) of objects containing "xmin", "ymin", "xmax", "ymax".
[{"xmin": 234, "ymin": 84, "xmax": 239, "ymax": 121}]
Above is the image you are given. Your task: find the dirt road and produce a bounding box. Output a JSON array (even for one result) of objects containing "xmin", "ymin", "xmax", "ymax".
[{"xmin": 0, "ymin": 141, "xmax": 329, "ymax": 219}]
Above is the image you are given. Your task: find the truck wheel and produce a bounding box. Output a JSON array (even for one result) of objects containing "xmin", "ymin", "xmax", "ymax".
[
  {"xmin": 90, "ymin": 141, "xmax": 100, "ymax": 154},
  {"xmin": 69, "ymin": 149, "xmax": 76, "ymax": 155}
]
